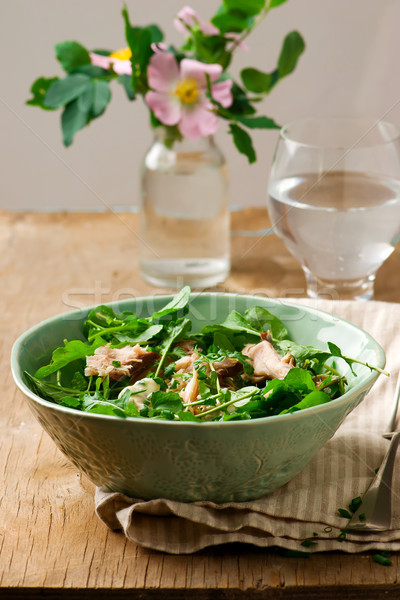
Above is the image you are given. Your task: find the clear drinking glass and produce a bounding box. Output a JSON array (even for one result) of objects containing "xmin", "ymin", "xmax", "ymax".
[
  {"xmin": 267, "ymin": 117, "xmax": 400, "ymax": 300},
  {"xmin": 139, "ymin": 129, "xmax": 230, "ymax": 289}
]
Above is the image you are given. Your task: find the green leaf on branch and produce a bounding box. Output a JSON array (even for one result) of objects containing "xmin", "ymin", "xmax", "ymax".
[
  {"xmin": 241, "ymin": 67, "xmax": 273, "ymax": 94},
  {"xmin": 270, "ymin": 0, "xmax": 288, "ymax": 7},
  {"xmin": 77, "ymin": 83, "xmax": 93, "ymax": 113},
  {"xmin": 278, "ymin": 31, "xmax": 305, "ymax": 78},
  {"xmin": 55, "ymin": 41, "xmax": 91, "ymax": 72},
  {"xmin": 240, "ymin": 31, "xmax": 304, "ymax": 95},
  {"xmin": 117, "ymin": 74, "xmax": 136, "ymax": 100},
  {"xmin": 236, "ymin": 115, "xmax": 280, "ymax": 129},
  {"xmin": 70, "ymin": 64, "xmax": 111, "ymax": 78},
  {"xmin": 223, "ymin": 0, "xmax": 266, "ymax": 17},
  {"xmin": 192, "ymin": 32, "xmax": 229, "ymax": 66},
  {"xmin": 148, "ymin": 24, "xmax": 164, "ymax": 44},
  {"xmin": 26, "ymin": 77, "xmax": 60, "ymax": 110},
  {"xmin": 211, "ymin": 11, "xmax": 253, "ymax": 33},
  {"xmin": 92, "ymin": 80, "xmax": 112, "ymax": 117},
  {"xmin": 122, "ymin": 5, "xmax": 164, "ymax": 94},
  {"xmin": 229, "ymin": 80, "xmax": 256, "ymax": 115},
  {"xmin": 228, "ymin": 123, "xmax": 256, "ymax": 163},
  {"xmin": 61, "ymin": 99, "xmax": 90, "ymax": 146},
  {"xmin": 44, "ymin": 74, "xmax": 91, "ymax": 109}
]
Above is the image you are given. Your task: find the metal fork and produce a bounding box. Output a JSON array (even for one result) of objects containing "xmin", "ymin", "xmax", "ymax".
[{"xmin": 347, "ymin": 372, "xmax": 400, "ymax": 531}]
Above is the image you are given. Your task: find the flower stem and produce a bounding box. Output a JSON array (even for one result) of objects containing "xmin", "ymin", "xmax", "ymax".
[{"xmin": 226, "ymin": 3, "xmax": 271, "ymax": 53}]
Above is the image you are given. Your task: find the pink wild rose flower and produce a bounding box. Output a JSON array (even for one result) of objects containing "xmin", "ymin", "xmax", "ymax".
[
  {"xmin": 145, "ymin": 53, "xmax": 233, "ymax": 139},
  {"xmin": 90, "ymin": 49, "xmax": 132, "ymax": 76},
  {"xmin": 174, "ymin": 6, "xmax": 249, "ymax": 51},
  {"xmin": 174, "ymin": 6, "xmax": 219, "ymax": 36}
]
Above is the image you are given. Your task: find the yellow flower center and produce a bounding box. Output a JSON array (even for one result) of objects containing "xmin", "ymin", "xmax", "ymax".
[
  {"xmin": 174, "ymin": 79, "xmax": 200, "ymax": 104},
  {"xmin": 110, "ymin": 47, "xmax": 132, "ymax": 61}
]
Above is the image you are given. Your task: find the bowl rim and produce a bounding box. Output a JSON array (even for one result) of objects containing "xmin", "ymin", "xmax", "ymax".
[{"xmin": 11, "ymin": 292, "xmax": 386, "ymax": 427}]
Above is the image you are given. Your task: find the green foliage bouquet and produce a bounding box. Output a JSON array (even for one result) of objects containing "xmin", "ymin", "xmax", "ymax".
[{"xmin": 27, "ymin": 1, "xmax": 305, "ymax": 163}]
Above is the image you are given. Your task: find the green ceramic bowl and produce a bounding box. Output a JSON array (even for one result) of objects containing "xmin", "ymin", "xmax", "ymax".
[{"xmin": 11, "ymin": 294, "xmax": 385, "ymax": 502}]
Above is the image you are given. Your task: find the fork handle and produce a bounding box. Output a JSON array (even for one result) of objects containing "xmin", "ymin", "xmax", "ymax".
[{"xmin": 347, "ymin": 431, "xmax": 400, "ymax": 531}]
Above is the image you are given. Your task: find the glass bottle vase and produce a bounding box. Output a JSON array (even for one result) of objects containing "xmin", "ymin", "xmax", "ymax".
[{"xmin": 139, "ymin": 129, "xmax": 230, "ymax": 288}]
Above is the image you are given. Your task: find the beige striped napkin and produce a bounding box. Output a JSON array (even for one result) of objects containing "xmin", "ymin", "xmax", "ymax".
[{"xmin": 95, "ymin": 299, "xmax": 400, "ymax": 554}]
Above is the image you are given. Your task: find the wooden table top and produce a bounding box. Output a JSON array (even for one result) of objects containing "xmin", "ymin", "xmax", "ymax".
[{"xmin": 2, "ymin": 209, "xmax": 400, "ymax": 599}]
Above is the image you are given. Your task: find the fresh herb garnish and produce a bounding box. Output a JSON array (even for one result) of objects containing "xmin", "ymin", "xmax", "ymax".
[
  {"xmin": 348, "ymin": 496, "xmax": 363, "ymax": 514},
  {"xmin": 372, "ymin": 553, "xmax": 392, "ymax": 567}
]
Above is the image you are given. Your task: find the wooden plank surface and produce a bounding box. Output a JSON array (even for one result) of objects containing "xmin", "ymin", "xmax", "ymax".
[{"xmin": 1, "ymin": 209, "xmax": 400, "ymax": 599}]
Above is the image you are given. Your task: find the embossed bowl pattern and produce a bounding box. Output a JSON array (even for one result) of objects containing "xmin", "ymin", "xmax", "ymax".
[{"xmin": 11, "ymin": 294, "xmax": 385, "ymax": 502}]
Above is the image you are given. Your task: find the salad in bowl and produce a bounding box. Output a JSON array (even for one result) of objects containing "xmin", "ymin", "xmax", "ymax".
[{"xmin": 12, "ymin": 289, "xmax": 386, "ymax": 501}]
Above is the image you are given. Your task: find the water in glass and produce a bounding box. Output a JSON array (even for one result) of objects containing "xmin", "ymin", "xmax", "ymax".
[
  {"xmin": 268, "ymin": 171, "xmax": 400, "ymax": 297},
  {"xmin": 139, "ymin": 132, "xmax": 230, "ymax": 288},
  {"xmin": 267, "ymin": 118, "xmax": 400, "ymax": 300}
]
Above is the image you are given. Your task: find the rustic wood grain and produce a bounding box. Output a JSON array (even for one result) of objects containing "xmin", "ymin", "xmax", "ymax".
[{"xmin": 1, "ymin": 209, "xmax": 400, "ymax": 599}]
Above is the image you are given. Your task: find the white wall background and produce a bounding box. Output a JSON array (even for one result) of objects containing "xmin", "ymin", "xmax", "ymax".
[{"xmin": 2, "ymin": 0, "xmax": 400, "ymax": 211}]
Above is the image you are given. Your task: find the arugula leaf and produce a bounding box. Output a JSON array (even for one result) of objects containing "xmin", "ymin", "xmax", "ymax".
[
  {"xmin": 24, "ymin": 372, "xmax": 81, "ymax": 405},
  {"xmin": 213, "ymin": 331, "xmax": 236, "ymax": 353},
  {"xmin": 58, "ymin": 396, "xmax": 82, "ymax": 408},
  {"xmin": 177, "ymin": 410, "xmax": 200, "ymax": 422},
  {"xmin": 223, "ymin": 412, "xmax": 252, "ymax": 421},
  {"xmin": 327, "ymin": 342, "xmax": 388, "ymax": 376},
  {"xmin": 71, "ymin": 371, "xmax": 88, "ymax": 391},
  {"xmin": 85, "ymin": 304, "xmax": 163, "ymax": 344},
  {"xmin": 85, "ymin": 304, "xmax": 122, "ymax": 329},
  {"xmin": 113, "ymin": 323, "xmax": 163, "ymax": 344},
  {"xmin": 221, "ymin": 310, "xmax": 260, "ymax": 335},
  {"xmin": 262, "ymin": 369, "xmax": 319, "ymax": 415},
  {"xmin": 155, "ymin": 317, "xmax": 192, "ymax": 375},
  {"xmin": 283, "ymin": 368, "xmax": 315, "ymax": 393},
  {"xmin": 150, "ymin": 390, "xmax": 183, "ymax": 413},
  {"xmin": 35, "ymin": 338, "xmax": 102, "ymax": 378},
  {"xmin": 245, "ymin": 306, "xmax": 290, "ymax": 340},
  {"xmin": 81, "ymin": 392, "xmax": 127, "ymax": 417},
  {"xmin": 281, "ymin": 390, "xmax": 331, "ymax": 414},
  {"xmin": 151, "ymin": 286, "xmax": 191, "ymax": 320},
  {"xmin": 276, "ymin": 340, "xmax": 331, "ymax": 370}
]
